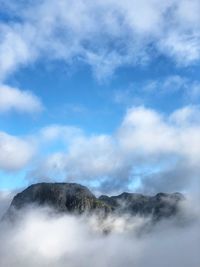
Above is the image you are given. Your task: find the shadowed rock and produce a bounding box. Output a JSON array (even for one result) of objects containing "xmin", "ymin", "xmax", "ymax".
[
  {"xmin": 99, "ymin": 192, "xmax": 184, "ymax": 219},
  {"xmin": 9, "ymin": 183, "xmax": 111, "ymax": 214},
  {"xmin": 6, "ymin": 182, "xmax": 184, "ymax": 220}
]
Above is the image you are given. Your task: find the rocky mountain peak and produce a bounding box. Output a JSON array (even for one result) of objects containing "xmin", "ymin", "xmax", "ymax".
[{"xmin": 7, "ymin": 182, "xmax": 184, "ymax": 220}]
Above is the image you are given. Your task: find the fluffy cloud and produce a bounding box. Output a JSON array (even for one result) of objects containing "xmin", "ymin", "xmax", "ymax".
[
  {"xmin": 1, "ymin": 0, "xmax": 200, "ymax": 80},
  {"xmin": 1, "ymin": 105, "xmax": 199, "ymax": 192},
  {"xmin": 0, "ymin": 85, "xmax": 43, "ymax": 113},
  {"xmin": 28, "ymin": 105, "xmax": 200, "ymax": 193},
  {"xmin": 0, "ymin": 202, "xmax": 199, "ymax": 267},
  {"xmin": 0, "ymin": 131, "xmax": 35, "ymax": 171},
  {"xmin": 118, "ymin": 106, "xmax": 200, "ymax": 161}
]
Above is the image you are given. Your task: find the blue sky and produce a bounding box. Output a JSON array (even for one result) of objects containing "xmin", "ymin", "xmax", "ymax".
[{"xmin": 0, "ymin": 0, "xmax": 200, "ymax": 194}]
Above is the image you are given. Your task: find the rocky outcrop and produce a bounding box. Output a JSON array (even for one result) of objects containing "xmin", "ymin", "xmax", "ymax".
[
  {"xmin": 9, "ymin": 183, "xmax": 111, "ymax": 214},
  {"xmin": 7, "ymin": 182, "xmax": 184, "ymax": 220},
  {"xmin": 99, "ymin": 192, "xmax": 184, "ymax": 219}
]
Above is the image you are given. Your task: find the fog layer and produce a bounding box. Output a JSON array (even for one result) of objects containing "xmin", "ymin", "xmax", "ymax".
[{"xmin": 0, "ymin": 197, "xmax": 199, "ymax": 267}]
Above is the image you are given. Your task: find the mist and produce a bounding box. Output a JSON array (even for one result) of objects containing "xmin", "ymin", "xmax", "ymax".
[
  {"xmin": 0, "ymin": 196, "xmax": 199, "ymax": 267},
  {"xmin": 0, "ymin": 191, "xmax": 14, "ymax": 218}
]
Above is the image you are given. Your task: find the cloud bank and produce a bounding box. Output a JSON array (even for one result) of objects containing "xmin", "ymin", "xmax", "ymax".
[
  {"xmin": 27, "ymin": 105, "xmax": 200, "ymax": 193},
  {"xmin": 0, "ymin": 201, "xmax": 199, "ymax": 267},
  {"xmin": 1, "ymin": 105, "xmax": 200, "ymax": 193},
  {"xmin": 1, "ymin": 104, "xmax": 200, "ymax": 194}
]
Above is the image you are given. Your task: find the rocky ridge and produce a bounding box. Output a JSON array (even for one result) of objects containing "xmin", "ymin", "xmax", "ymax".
[{"xmin": 7, "ymin": 182, "xmax": 184, "ymax": 220}]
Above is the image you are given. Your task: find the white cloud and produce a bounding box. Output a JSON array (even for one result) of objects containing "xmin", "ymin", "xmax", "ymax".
[
  {"xmin": 169, "ymin": 106, "xmax": 200, "ymax": 125},
  {"xmin": 27, "ymin": 105, "xmax": 200, "ymax": 193},
  {"xmin": 113, "ymin": 75, "xmax": 200, "ymax": 107},
  {"xmin": 0, "ymin": 23, "xmax": 36, "ymax": 80},
  {"xmin": 0, "ymin": 131, "xmax": 35, "ymax": 171},
  {"xmin": 0, "ymin": 85, "xmax": 43, "ymax": 113},
  {"xmin": 159, "ymin": 32, "xmax": 200, "ymax": 65},
  {"xmin": 39, "ymin": 125, "xmax": 83, "ymax": 143},
  {"xmin": 118, "ymin": 106, "xmax": 200, "ymax": 171},
  {"xmin": 0, "ymin": 191, "xmax": 13, "ymax": 217},
  {"xmin": 1, "ymin": 0, "xmax": 200, "ymax": 80},
  {"xmin": 0, "ymin": 203, "xmax": 199, "ymax": 267},
  {"xmin": 0, "ymin": 103, "xmax": 198, "ymax": 193}
]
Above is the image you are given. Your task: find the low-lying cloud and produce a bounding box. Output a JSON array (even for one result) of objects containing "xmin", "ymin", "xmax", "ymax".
[
  {"xmin": 0, "ymin": 197, "xmax": 199, "ymax": 267},
  {"xmin": 0, "ymin": 191, "xmax": 13, "ymax": 218}
]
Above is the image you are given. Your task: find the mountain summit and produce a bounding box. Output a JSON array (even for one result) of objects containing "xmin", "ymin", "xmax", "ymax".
[
  {"xmin": 7, "ymin": 183, "xmax": 184, "ymax": 220},
  {"xmin": 9, "ymin": 183, "xmax": 111, "ymax": 214}
]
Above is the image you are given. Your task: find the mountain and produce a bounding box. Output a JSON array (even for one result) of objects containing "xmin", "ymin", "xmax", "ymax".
[
  {"xmin": 9, "ymin": 183, "xmax": 111, "ymax": 214},
  {"xmin": 6, "ymin": 182, "xmax": 184, "ymax": 221},
  {"xmin": 99, "ymin": 192, "xmax": 184, "ymax": 220}
]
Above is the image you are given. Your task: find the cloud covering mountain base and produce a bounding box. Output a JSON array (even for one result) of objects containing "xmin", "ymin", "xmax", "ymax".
[{"xmin": 0, "ymin": 196, "xmax": 199, "ymax": 267}]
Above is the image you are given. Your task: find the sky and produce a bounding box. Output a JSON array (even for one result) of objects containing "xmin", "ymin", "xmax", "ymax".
[{"xmin": 0, "ymin": 0, "xmax": 200, "ymax": 195}]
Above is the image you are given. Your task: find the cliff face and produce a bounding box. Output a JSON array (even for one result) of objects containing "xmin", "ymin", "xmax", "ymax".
[
  {"xmin": 10, "ymin": 183, "xmax": 111, "ymax": 214},
  {"xmin": 8, "ymin": 182, "xmax": 184, "ymax": 220}
]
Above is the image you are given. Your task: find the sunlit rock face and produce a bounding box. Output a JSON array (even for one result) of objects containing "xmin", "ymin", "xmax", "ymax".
[{"xmin": 7, "ymin": 182, "xmax": 184, "ymax": 220}]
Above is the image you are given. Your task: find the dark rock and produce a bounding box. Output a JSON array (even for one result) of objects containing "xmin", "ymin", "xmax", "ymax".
[
  {"xmin": 6, "ymin": 182, "xmax": 184, "ymax": 220},
  {"xmin": 99, "ymin": 191, "xmax": 184, "ymax": 219},
  {"xmin": 9, "ymin": 183, "xmax": 111, "ymax": 215}
]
